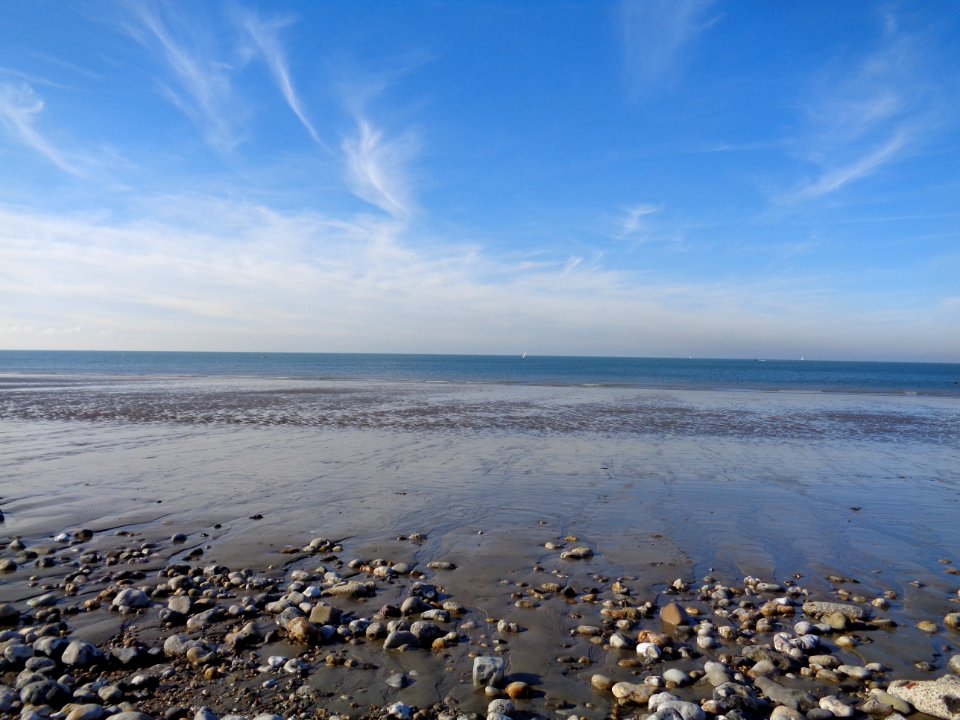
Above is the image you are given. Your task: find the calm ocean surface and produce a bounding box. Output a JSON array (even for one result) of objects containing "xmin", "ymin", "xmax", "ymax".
[{"xmin": 1, "ymin": 350, "xmax": 959, "ymax": 395}]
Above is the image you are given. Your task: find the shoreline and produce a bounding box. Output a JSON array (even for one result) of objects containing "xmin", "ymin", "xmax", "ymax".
[{"xmin": 2, "ymin": 378, "xmax": 959, "ymax": 717}]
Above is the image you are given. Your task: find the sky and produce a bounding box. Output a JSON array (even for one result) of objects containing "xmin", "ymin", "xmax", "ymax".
[{"xmin": 1, "ymin": 1, "xmax": 959, "ymax": 361}]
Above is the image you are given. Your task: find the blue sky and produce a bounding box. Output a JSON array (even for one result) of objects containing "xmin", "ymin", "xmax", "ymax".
[{"xmin": 1, "ymin": 1, "xmax": 958, "ymax": 361}]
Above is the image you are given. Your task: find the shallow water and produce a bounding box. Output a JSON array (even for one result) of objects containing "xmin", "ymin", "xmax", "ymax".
[{"xmin": 1, "ymin": 375, "xmax": 959, "ymax": 700}]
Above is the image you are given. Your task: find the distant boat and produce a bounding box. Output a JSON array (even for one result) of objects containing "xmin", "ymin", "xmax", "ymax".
[{"xmin": 521, "ymin": 351, "xmax": 527, "ymax": 359}]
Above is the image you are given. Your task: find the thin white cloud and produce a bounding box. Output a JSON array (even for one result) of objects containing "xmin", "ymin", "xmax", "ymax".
[
  {"xmin": 0, "ymin": 82, "xmax": 83, "ymax": 176},
  {"xmin": 238, "ymin": 11, "xmax": 329, "ymax": 152},
  {"xmin": 3, "ymin": 199, "xmax": 957, "ymax": 360},
  {"xmin": 342, "ymin": 119, "xmax": 417, "ymax": 218},
  {"xmin": 790, "ymin": 130, "xmax": 911, "ymax": 202},
  {"xmin": 125, "ymin": 3, "xmax": 239, "ymax": 151},
  {"xmin": 616, "ymin": 203, "xmax": 658, "ymax": 239},
  {"xmin": 619, "ymin": 0, "xmax": 716, "ymax": 95},
  {"xmin": 783, "ymin": 11, "xmax": 941, "ymax": 204}
]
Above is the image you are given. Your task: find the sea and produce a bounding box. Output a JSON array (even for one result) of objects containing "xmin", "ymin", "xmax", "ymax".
[{"xmin": 1, "ymin": 350, "xmax": 959, "ymax": 395}]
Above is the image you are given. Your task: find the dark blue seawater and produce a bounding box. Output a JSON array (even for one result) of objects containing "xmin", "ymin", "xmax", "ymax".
[{"xmin": 1, "ymin": 350, "xmax": 959, "ymax": 395}]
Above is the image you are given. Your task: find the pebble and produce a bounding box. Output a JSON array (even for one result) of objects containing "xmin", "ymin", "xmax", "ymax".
[
  {"xmin": 868, "ymin": 690, "xmax": 912, "ymax": 715},
  {"xmin": 505, "ymin": 681, "xmax": 530, "ymax": 699},
  {"xmin": 65, "ymin": 705, "xmax": 106, "ymax": 720},
  {"xmin": 387, "ymin": 702, "xmax": 412, "ymax": 720},
  {"xmin": 636, "ymin": 641, "xmax": 661, "ymax": 662},
  {"xmin": 651, "ymin": 699, "xmax": 705, "ymax": 720},
  {"xmin": 61, "ymin": 640, "xmax": 99, "ymax": 667},
  {"xmin": 770, "ymin": 707, "xmax": 804, "ymax": 720},
  {"xmin": 820, "ymin": 695, "xmax": 855, "ymax": 717},
  {"xmin": 2, "ymin": 527, "xmax": 959, "ymax": 720},
  {"xmin": 0, "ymin": 603, "xmax": 19, "ymax": 624},
  {"xmin": 917, "ymin": 620, "xmax": 939, "ymax": 634},
  {"xmin": 887, "ymin": 677, "xmax": 960, "ymax": 720},
  {"xmin": 386, "ymin": 673, "xmax": 410, "ymax": 689},
  {"xmin": 26, "ymin": 592, "xmax": 58, "ymax": 608},
  {"xmin": 383, "ymin": 630, "xmax": 418, "ymax": 650},
  {"xmin": 802, "ymin": 601, "xmax": 868, "ymax": 621},
  {"xmin": 660, "ymin": 601, "xmax": 690, "ymax": 627},
  {"xmin": 611, "ymin": 681, "xmax": 655, "ymax": 705},
  {"xmin": 487, "ymin": 698, "xmax": 514, "ymax": 715},
  {"xmin": 473, "ymin": 656, "xmax": 506, "ymax": 687},
  {"xmin": 427, "ymin": 560, "xmax": 456, "ymax": 570},
  {"xmin": 559, "ymin": 546, "xmax": 593, "ymax": 560},
  {"xmin": 591, "ymin": 674, "xmax": 613, "ymax": 691},
  {"xmin": 838, "ymin": 664, "xmax": 873, "ymax": 681},
  {"xmin": 283, "ymin": 657, "xmax": 308, "ymax": 674},
  {"xmin": 662, "ymin": 668, "xmax": 687, "ymax": 686},
  {"xmin": 113, "ymin": 587, "xmax": 151, "ymax": 609}
]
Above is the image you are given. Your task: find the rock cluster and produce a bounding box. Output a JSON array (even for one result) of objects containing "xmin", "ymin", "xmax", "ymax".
[{"xmin": 1, "ymin": 529, "xmax": 959, "ymax": 720}]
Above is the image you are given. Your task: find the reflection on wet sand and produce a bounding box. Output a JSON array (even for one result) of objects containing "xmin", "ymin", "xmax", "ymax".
[{"xmin": 1, "ymin": 375, "xmax": 959, "ymax": 711}]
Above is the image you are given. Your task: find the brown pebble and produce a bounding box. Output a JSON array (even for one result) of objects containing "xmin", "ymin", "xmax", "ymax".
[{"xmin": 506, "ymin": 681, "xmax": 530, "ymax": 699}]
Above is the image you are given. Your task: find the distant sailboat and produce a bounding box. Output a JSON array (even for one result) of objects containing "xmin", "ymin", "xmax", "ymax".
[{"xmin": 521, "ymin": 351, "xmax": 527, "ymax": 359}]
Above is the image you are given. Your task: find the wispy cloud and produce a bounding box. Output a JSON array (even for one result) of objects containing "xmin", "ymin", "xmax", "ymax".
[
  {"xmin": 238, "ymin": 11, "xmax": 329, "ymax": 152},
  {"xmin": 616, "ymin": 203, "xmax": 658, "ymax": 239},
  {"xmin": 124, "ymin": 3, "xmax": 239, "ymax": 152},
  {"xmin": 783, "ymin": 12, "xmax": 940, "ymax": 204},
  {"xmin": 619, "ymin": 0, "xmax": 716, "ymax": 95},
  {"xmin": 0, "ymin": 82, "xmax": 83, "ymax": 176},
  {"xmin": 790, "ymin": 130, "xmax": 911, "ymax": 202},
  {"xmin": 342, "ymin": 119, "xmax": 417, "ymax": 218},
  {"xmin": 4, "ymin": 198, "xmax": 956, "ymax": 359}
]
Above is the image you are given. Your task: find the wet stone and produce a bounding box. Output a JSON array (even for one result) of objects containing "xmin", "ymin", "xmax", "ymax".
[
  {"xmin": 167, "ymin": 596, "xmax": 191, "ymax": 615},
  {"xmin": 113, "ymin": 588, "xmax": 150, "ymax": 609},
  {"xmin": 887, "ymin": 677, "xmax": 960, "ymax": 720},
  {"xmin": 0, "ymin": 603, "xmax": 19, "ymax": 625},
  {"xmin": 754, "ymin": 676, "xmax": 817, "ymax": 711},
  {"xmin": 770, "ymin": 707, "xmax": 804, "ymax": 720},
  {"xmin": 20, "ymin": 678, "xmax": 69, "ymax": 706},
  {"xmin": 473, "ymin": 656, "xmax": 505, "ymax": 687},
  {"xmin": 560, "ymin": 546, "xmax": 593, "ymax": 560},
  {"xmin": 384, "ymin": 630, "xmax": 419, "ymax": 650},
  {"xmin": 660, "ymin": 601, "xmax": 690, "ymax": 627},
  {"xmin": 820, "ymin": 695, "xmax": 855, "ymax": 717},
  {"xmin": 386, "ymin": 672, "xmax": 410, "ymax": 689},
  {"xmin": 26, "ymin": 592, "xmax": 58, "ymax": 608},
  {"xmin": 802, "ymin": 601, "xmax": 868, "ymax": 621},
  {"xmin": 591, "ymin": 674, "xmax": 613, "ymax": 691},
  {"xmin": 611, "ymin": 681, "xmax": 655, "ymax": 705},
  {"xmin": 309, "ymin": 605, "xmax": 341, "ymax": 625},
  {"xmin": 869, "ymin": 689, "xmax": 913, "ymax": 714},
  {"xmin": 505, "ymin": 681, "xmax": 530, "ymax": 699},
  {"xmin": 4, "ymin": 643, "xmax": 33, "ymax": 664},
  {"xmin": 61, "ymin": 640, "xmax": 99, "ymax": 667}
]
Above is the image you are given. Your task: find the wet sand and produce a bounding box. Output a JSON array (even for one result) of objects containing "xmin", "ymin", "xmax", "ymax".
[{"xmin": 1, "ymin": 376, "xmax": 959, "ymax": 717}]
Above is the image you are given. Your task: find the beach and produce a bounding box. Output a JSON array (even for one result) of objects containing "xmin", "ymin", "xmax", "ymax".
[{"xmin": 2, "ymin": 372, "xmax": 960, "ymax": 719}]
